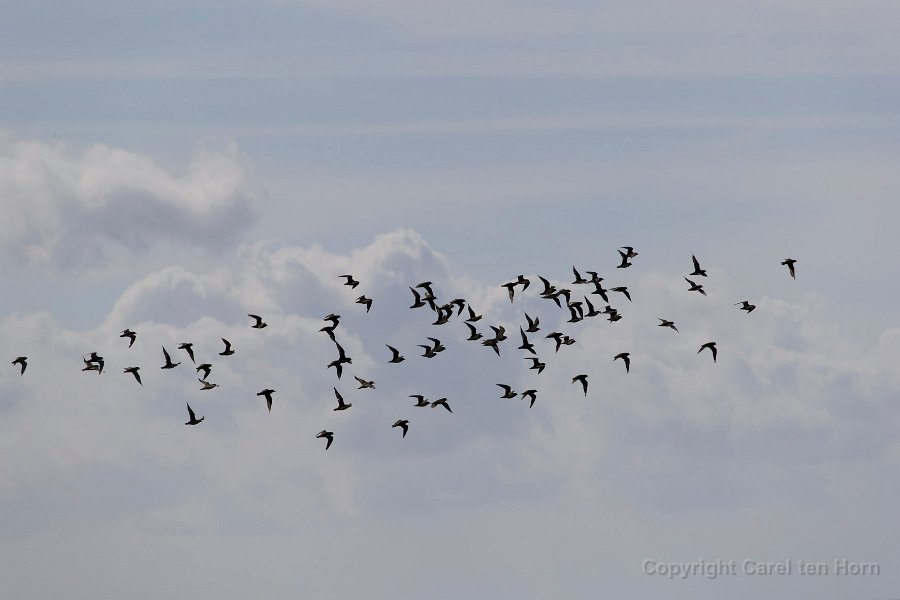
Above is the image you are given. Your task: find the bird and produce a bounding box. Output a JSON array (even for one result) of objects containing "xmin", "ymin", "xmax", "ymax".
[
  {"xmin": 546, "ymin": 332, "xmax": 565, "ymax": 352},
  {"xmin": 782, "ymin": 258, "xmax": 797, "ymax": 279},
  {"xmin": 356, "ymin": 295, "xmax": 373, "ymax": 312},
  {"xmin": 410, "ymin": 394, "xmax": 430, "ymax": 407},
  {"xmin": 82, "ymin": 352, "xmax": 105, "ymax": 374},
  {"xmin": 120, "ymin": 329, "xmax": 137, "ymax": 348},
  {"xmin": 219, "ymin": 338, "xmax": 235, "ymax": 356},
  {"xmin": 497, "ymin": 384, "xmax": 517, "ymax": 399},
  {"xmin": 335, "ymin": 342, "xmax": 352, "ymax": 365},
  {"xmin": 123, "ymin": 366, "xmax": 142, "ymax": 385},
  {"xmin": 466, "ymin": 306, "xmax": 482, "ymax": 322},
  {"xmin": 333, "ymin": 387, "xmax": 351, "ymax": 411},
  {"xmin": 196, "ymin": 363, "xmax": 212, "ymax": 380},
  {"xmin": 419, "ymin": 344, "xmax": 439, "ymax": 358},
  {"xmin": 572, "ymin": 266, "xmax": 588, "ymax": 285},
  {"xmin": 248, "ymin": 314, "xmax": 267, "ymax": 329},
  {"xmin": 525, "ymin": 357, "xmax": 546, "ymax": 374},
  {"xmin": 561, "ymin": 335, "xmax": 576, "ymax": 347},
  {"xmin": 199, "ymin": 379, "xmax": 218, "ymax": 390},
  {"xmin": 572, "ymin": 374, "xmax": 589, "ymax": 396},
  {"xmin": 538, "ymin": 276, "xmax": 556, "ymax": 298},
  {"xmin": 431, "ymin": 398, "xmax": 452, "ymax": 412},
  {"xmin": 11, "ymin": 356, "xmax": 27, "ymax": 375},
  {"xmin": 257, "ymin": 388, "xmax": 275, "ymax": 412},
  {"xmin": 327, "ymin": 359, "xmax": 345, "ymax": 378},
  {"xmin": 690, "ymin": 255, "xmax": 707, "ymax": 277},
  {"xmin": 450, "ymin": 299, "xmax": 467, "ymax": 316},
  {"xmin": 465, "ymin": 323, "xmax": 482, "ymax": 341},
  {"xmin": 392, "ymin": 419, "xmax": 409, "ymax": 437},
  {"xmin": 501, "ymin": 281, "xmax": 518, "ymax": 303},
  {"xmin": 684, "ymin": 277, "xmax": 707, "ymax": 296},
  {"xmin": 521, "ymin": 389, "xmax": 538, "ymax": 408},
  {"xmin": 698, "ymin": 341, "xmax": 718, "ymax": 362},
  {"xmin": 178, "ymin": 342, "xmax": 195, "ymax": 363},
  {"xmin": 409, "ymin": 287, "xmax": 426, "ymax": 308},
  {"xmin": 386, "ymin": 345, "xmax": 405, "ymax": 363},
  {"xmin": 614, "ymin": 352, "xmax": 631, "ymax": 373},
  {"xmin": 161, "ymin": 347, "xmax": 180, "ymax": 369},
  {"xmin": 518, "ymin": 327, "xmax": 536, "ymax": 354},
  {"xmin": 489, "ymin": 326, "xmax": 506, "ymax": 342},
  {"xmin": 524, "ymin": 312, "xmax": 540, "ymax": 333},
  {"xmin": 185, "ymin": 403, "xmax": 204, "ymax": 425},
  {"xmin": 611, "ymin": 286, "xmax": 632, "ymax": 302},
  {"xmin": 316, "ymin": 430, "xmax": 334, "ymax": 450},
  {"xmin": 354, "ymin": 376, "xmax": 375, "ymax": 390},
  {"xmin": 339, "ymin": 275, "xmax": 360, "ymax": 288},
  {"xmin": 621, "ymin": 246, "xmax": 638, "ymax": 258},
  {"xmin": 591, "ymin": 281, "xmax": 610, "ymax": 302},
  {"xmin": 657, "ymin": 318, "xmax": 678, "ymax": 332},
  {"xmin": 735, "ymin": 300, "xmax": 756, "ymax": 313},
  {"xmin": 617, "ymin": 250, "xmax": 633, "ymax": 269},
  {"xmin": 583, "ymin": 296, "xmax": 601, "ymax": 317},
  {"xmin": 323, "ymin": 313, "xmax": 341, "ymax": 328},
  {"xmin": 482, "ymin": 338, "xmax": 501, "ymax": 356},
  {"xmin": 427, "ymin": 337, "xmax": 446, "ymax": 353}
]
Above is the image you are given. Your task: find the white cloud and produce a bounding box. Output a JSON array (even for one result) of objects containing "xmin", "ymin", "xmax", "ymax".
[{"xmin": 0, "ymin": 134, "xmax": 260, "ymax": 271}]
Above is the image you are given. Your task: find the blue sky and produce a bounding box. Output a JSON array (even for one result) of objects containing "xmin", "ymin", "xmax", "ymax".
[{"xmin": 2, "ymin": 2, "xmax": 899, "ymax": 599}]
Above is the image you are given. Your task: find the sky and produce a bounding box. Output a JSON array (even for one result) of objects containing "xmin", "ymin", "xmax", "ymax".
[{"xmin": 1, "ymin": 2, "xmax": 899, "ymax": 598}]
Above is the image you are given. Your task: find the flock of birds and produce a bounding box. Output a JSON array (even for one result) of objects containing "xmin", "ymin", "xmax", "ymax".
[{"xmin": 8, "ymin": 252, "xmax": 799, "ymax": 451}]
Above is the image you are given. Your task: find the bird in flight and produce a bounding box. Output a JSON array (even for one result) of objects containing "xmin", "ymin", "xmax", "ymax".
[
  {"xmin": 466, "ymin": 306, "xmax": 482, "ymax": 322},
  {"xmin": 161, "ymin": 347, "xmax": 180, "ymax": 369},
  {"xmin": 333, "ymin": 387, "xmax": 351, "ymax": 411},
  {"xmin": 572, "ymin": 266, "xmax": 588, "ymax": 285},
  {"xmin": 185, "ymin": 403, "xmax": 204, "ymax": 426},
  {"xmin": 657, "ymin": 318, "xmax": 678, "ymax": 332},
  {"xmin": 690, "ymin": 255, "xmax": 707, "ymax": 277},
  {"xmin": 501, "ymin": 281, "xmax": 518, "ymax": 303},
  {"xmin": 120, "ymin": 329, "xmax": 137, "ymax": 348},
  {"xmin": 196, "ymin": 363, "xmax": 212, "ymax": 380},
  {"xmin": 782, "ymin": 258, "xmax": 797, "ymax": 279},
  {"xmin": 354, "ymin": 376, "xmax": 375, "ymax": 390},
  {"xmin": 123, "ymin": 366, "xmax": 142, "ymax": 385},
  {"xmin": 339, "ymin": 275, "xmax": 360, "ymax": 288},
  {"xmin": 257, "ymin": 388, "xmax": 275, "ymax": 412},
  {"xmin": 621, "ymin": 246, "xmax": 638, "ymax": 258},
  {"xmin": 219, "ymin": 338, "xmax": 235, "ymax": 356},
  {"xmin": 520, "ymin": 389, "xmax": 537, "ymax": 408},
  {"xmin": 617, "ymin": 250, "xmax": 633, "ymax": 269},
  {"xmin": 614, "ymin": 352, "xmax": 631, "ymax": 373},
  {"xmin": 524, "ymin": 312, "xmax": 540, "ymax": 333},
  {"xmin": 386, "ymin": 345, "xmax": 405, "ymax": 363},
  {"xmin": 392, "ymin": 419, "xmax": 409, "ymax": 438},
  {"xmin": 431, "ymin": 398, "xmax": 452, "ymax": 412},
  {"xmin": 572, "ymin": 374, "xmax": 589, "ymax": 396},
  {"xmin": 199, "ymin": 379, "xmax": 219, "ymax": 390},
  {"xmin": 409, "ymin": 287, "xmax": 426, "ymax": 309},
  {"xmin": 356, "ymin": 295, "xmax": 373, "ymax": 312},
  {"xmin": 525, "ymin": 356, "xmax": 546, "ymax": 374},
  {"xmin": 497, "ymin": 384, "xmax": 517, "ymax": 399},
  {"xmin": 178, "ymin": 342, "xmax": 195, "ymax": 363},
  {"xmin": 684, "ymin": 277, "xmax": 707, "ymax": 296},
  {"xmin": 611, "ymin": 286, "xmax": 632, "ymax": 302},
  {"xmin": 735, "ymin": 300, "xmax": 756, "ymax": 313},
  {"xmin": 316, "ymin": 430, "xmax": 334, "ymax": 450},
  {"xmin": 698, "ymin": 341, "xmax": 718, "ymax": 363},
  {"xmin": 465, "ymin": 323, "xmax": 483, "ymax": 341},
  {"xmin": 82, "ymin": 352, "xmax": 104, "ymax": 374},
  {"xmin": 11, "ymin": 356, "xmax": 27, "ymax": 375},
  {"xmin": 518, "ymin": 327, "xmax": 536, "ymax": 355},
  {"xmin": 410, "ymin": 394, "xmax": 430, "ymax": 407},
  {"xmin": 249, "ymin": 314, "xmax": 267, "ymax": 329}
]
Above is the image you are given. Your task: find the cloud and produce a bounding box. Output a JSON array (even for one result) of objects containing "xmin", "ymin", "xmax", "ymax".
[{"xmin": 0, "ymin": 134, "xmax": 260, "ymax": 271}]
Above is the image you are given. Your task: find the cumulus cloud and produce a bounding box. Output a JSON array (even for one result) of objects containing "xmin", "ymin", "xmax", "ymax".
[
  {"xmin": 1, "ymin": 229, "xmax": 898, "ymax": 598},
  {"xmin": 0, "ymin": 134, "xmax": 260, "ymax": 271}
]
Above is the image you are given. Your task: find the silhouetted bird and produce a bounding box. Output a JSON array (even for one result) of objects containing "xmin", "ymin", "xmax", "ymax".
[
  {"xmin": 521, "ymin": 389, "xmax": 537, "ymax": 408},
  {"xmin": 386, "ymin": 345, "xmax": 405, "ymax": 363},
  {"xmin": 431, "ymin": 398, "xmax": 452, "ymax": 412},
  {"xmin": 317, "ymin": 430, "xmax": 334, "ymax": 450},
  {"xmin": 161, "ymin": 347, "xmax": 180, "ymax": 369},
  {"xmin": 120, "ymin": 329, "xmax": 137, "ymax": 348},
  {"xmin": 497, "ymin": 384, "xmax": 517, "ymax": 398},
  {"xmin": 410, "ymin": 394, "xmax": 430, "ymax": 407},
  {"xmin": 196, "ymin": 363, "xmax": 212, "ymax": 380},
  {"xmin": 782, "ymin": 258, "xmax": 797, "ymax": 279},
  {"xmin": 333, "ymin": 387, "xmax": 351, "ymax": 411},
  {"xmin": 501, "ymin": 281, "xmax": 518, "ymax": 303},
  {"xmin": 657, "ymin": 318, "xmax": 678, "ymax": 332},
  {"xmin": 518, "ymin": 327, "xmax": 536, "ymax": 355},
  {"xmin": 123, "ymin": 366, "xmax": 141, "ymax": 385},
  {"xmin": 219, "ymin": 338, "xmax": 235, "ymax": 356},
  {"xmin": 572, "ymin": 266, "xmax": 588, "ymax": 285},
  {"xmin": 735, "ymin": 300, "xmax": 756, "ymax": 313},
  {"xmin": 684, "ymin": 277, "xmax": 707, "ymax": 296},
  {"xmin": 525, "ymin": 357, "xmax": 546, "ymax": 374},
  {"xmin": 614, "ymin": 352, "xmax": 631, "ymax": 373},
  {"xmin": 611, "ymin": 286, "xmax": 632, "ymax": 302},
  {"xmin": 339, "ymin": 275, "xmax": 360, "ymax": 288},
  {"xmin": 583, "ymin": 296, "xmax": 601, "ymax": 317},
  {"xmin": 698, "ymin": 341, "xmax": 718, "ymax": 363},
  {"xmin": 617, "ymin": 250, "xmax": 633, "ymax": 269},
  {"xmin": 249, "ymin": 314, "xmax": 267, "ymax": 329},
  {"xmin": 409, "ymin": 287, "xmax": 426, "ymax": 308},
  {"xmin": 392, "ymin": 419, "xmax": 409, "ymax": 437},
  {"xmin": 356, "ymin": 296, "xmax": 373, "ymax": 312},
  {"xmin": 178, "ymin": 342, "xmax": 195, "ymax": 363},
  {"xmin": 690, "ymin": 255, "xmax": 707, "ymax": 277},
  {"xmin": 572, "ymin": 374, "xmax": 588, "ymax": 396},
  {"xmin": 257, "ymin": 388, "xmax": 275, "ymax": 412},
  {"xmin": 466, "ymin": 306, "xmax": 482, "ymax": 322},
  {"xmin": 354, "ymin": 376, "xmax": 375, "ymax": 390},
  {"xmin": 465, "ymin": 323, "xmax": 482, "ymax": 341},
  {"xmin": 185, "ymin": 403, "xmax": 204, "ymax": 425},
  {"xmin": 524, "ymin": 312, "xmax": 540, "ymax": 333},
  {"xmin": 199, "ymin": 379, "xmax": 219, "ymax": 390},
  {"xmin": 11, "ymin": 356, "xmax": 27, "ymax": 375}
]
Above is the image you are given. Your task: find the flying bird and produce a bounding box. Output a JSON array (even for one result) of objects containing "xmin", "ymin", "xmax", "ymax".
[
  {"xmin": 583, "ymin": 296, "xmax": 601, "ymax": 317},
  {"xmin": 161, "ymin": 347, "xmax": 180, "ymax": 369},
  {"xmin": 518, "ymin": 327, "xmax": 536, "ymax": 355},
  {"xmin": 339, "ymin": 275, "xmax": 360, "ymax": 288},
  {"xmin": 327, "ymin": 359, "xmax": 345, "ymax": 378},
  {"xmin": 185, "ymin": 403, "xmax": 204, "ymax": 425},
  {"xmin": 572, "ymin": 374, "xmax": 589, "ymax": 396},
  {"xmin": 409, "ymin": 287, "xmax": 426, "ymax": 308},
  {"xmin": 524, "ymin": 312, "xmax": 540, "ymax": 333},
  {"xmin": 657, "ymin": 318, "xmax": 678, "ymax": 332},
  {"xmin": 684, "ymin": 277, "xmax": 707, "ymax": 296},
  {"xmin": 735, "ymin": 300, "xmax": 756, "ymax": 313},
  {"xmin": 611, "ymin": 286, "xmax": 631, "ymax": 302},
  {"xmin": 501, "ymin": 281, "xmax": 518, "ymax": 303},
  {"xmin": 617, "ymin": 250, "xmax": 633, "ymax": 269},
  {"xmin": 82, "ymin": 352, "xmax": 104, "ymax": 374},
  {"xmin": 219, "ymin": 338, "xmax": 235, "ymax": 356},
  {"xmin": 431, "ymin": 398, "xmax": 452, "ymax": 413},
  {"xmin": 521, "ymin": 389, "xmax": 538, "ymax": 408},
  {"xmin": 497, "ymin": 384, "xmax": 517, "ymax": 399},
  {"xmin": 466, "ymin": 306, "xmax": 482, "ymax": 322},
  {"xmin": 621, "ymin": 246, "xmax": 638, "ymax": 258},
  {"xmin": 333, "ymin": 387, "xmax": 351, "ymax": 411},
  {"xmin": 316, "ymin": 430, "xmax": 334, "ymax": 450},
  {"xmin": 354, "ymin": 376, "xmax": 375, "ymax": 390},
  {"xmin": 416, "ymin": 281, "xmax": 435, "ymax": 299},
  {"xmin": 614, "ymin": 352, "xmax": 631, "ymax": 373},
  {"xmin": 123, "ymin": 366, "xmax": 142, "ymax": 385},
  {"xmin": 257, "ymin": 388, "xmax": 276, "ymax": 412},
  {"xmin": 690, "ymin": 255, "xmax": 707, "ymax": 277},
  {"xmin": 392, "ymin": 419, "xmax": 409, "ymax": 438},
  {"xmin": 178, "ymin": 342, "xmax": 195, "ymax": 363},
  {"xmin": 782, "ymin": 258, "xmax": 797, "ymax": 279},
  {"xmin": 572, "ymin": 266, "xmax": 588, "ymax": 285},
  {"xmin": 698, "ymin": 341, "xmax": 718, "ymax": 363},
  {"xmin": 525, "ymin": 357, "xmax": 546, "ymax": 374},
  {"xmin": 120, "ymin": 329, "xmax": 137, "ymax": 348},
  {"xmin": 546, "ymin": 332, "xmax": 565, "ymax": 353},
  {"xmin": 410, "ymin": 394, "xmax": 430, "ymax": 407},
  {"xmin": 199, "ymin": 379, "xmax": 219, "ymax": 390},
  {"xmin": 465, "ymin": 322, "xmax": 482, "ymax": 341},
  {"xmin": 248, "ymin": 314, "xmax": 267, "ymax": 329},
  {"xmin": 386, "ymin": 345, "xmax": 405, "ymax": 363},
  {"xmin": 11, "ymin": 356, "xmax": 27, "ymax": 375},
  {"xmin": 196, "ymin": 363, "xmax": 212, "ymax": 380},
  {"xmin": 356, "ymin": 295, "xmax": 373, "ymax": 312}
]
